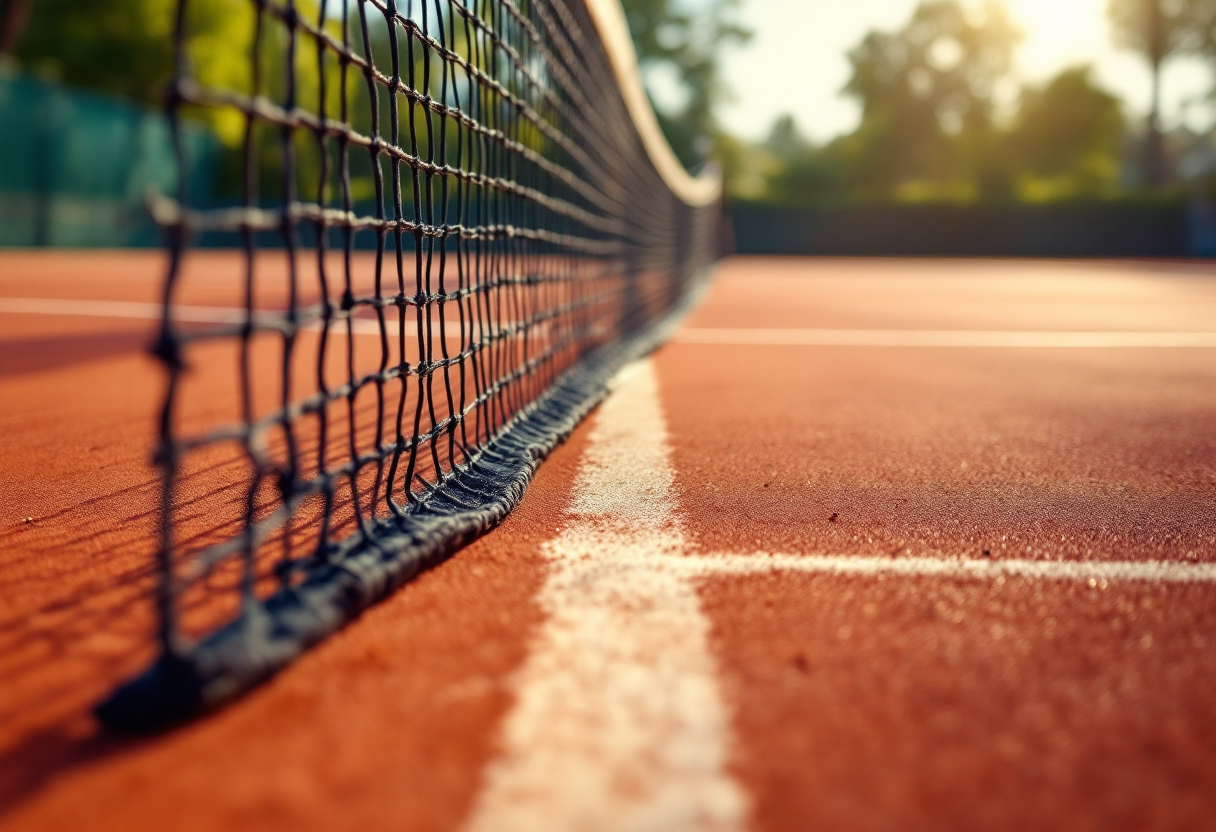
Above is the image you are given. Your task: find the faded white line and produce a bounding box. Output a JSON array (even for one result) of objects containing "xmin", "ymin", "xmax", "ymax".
[
  {"xmin": 673, "ymin": 553, "xmax": 1216, "ymax": 583},
  {"xmin": 14, "ymin": 299, "xmax": 1213, "ymax": 348},
  {"xmin": 0, "ymin": 296, "xmax": 385, "ymax": 334},
  {"xmin": 463, "ymin": 360, "xmax": 746, "ymax": 832},
  {"xmin": 0, "ymin": 297, "xmax": 242, "ymax": 325},
  {"xmin": 0, "ymin": 296, "xmax": 456, "ymax": 336},
  {"xmin": 678, "ymin": 328, "xmax": 1216, "ymax": 348}
]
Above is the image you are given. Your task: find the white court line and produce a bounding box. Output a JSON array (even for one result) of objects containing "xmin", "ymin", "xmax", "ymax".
[
  {"xmin": 678, "ymin": 328, "xmax": 1216, "ymax": 348},
  {"xmin": 9, "ymin": 299, "xmax": 1216, "ymax": 348},
  {"xmin": 0, "ymin": 297, "xmax": 242, "ymax": 325},
  {"xmin": 463, "ymin": 360, "xmax": 747, "ymax": 832},
  {"xmin": 463, "ymin": 358, "xmax": 1215, "ymax": 830},
  {"xmin": 1, "ymin": 296, "xmax": 413, "ymax": 335},
  {"xmin": 672, "ymin": 553, "xmax": 1216, "ymax": 584}
]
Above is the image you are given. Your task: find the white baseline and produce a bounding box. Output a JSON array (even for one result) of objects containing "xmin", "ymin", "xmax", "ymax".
[
  {"xmin": 1, "ymin": 297, "xmax": 416, "ymax": 336},
  {"xmin": 678, "ymin": 328, "xmax": 1216, "ymax": 348},
  {"xmin": 7, "ymin": 300, "xmax": 1215, "ymax": 348},
  {"xmin": 675, "ymin": 553, "xmax": 1216, "ymax": 583},
  {"xmin": 463, "ymin": 360, "xmax": 747, "ymax": 832}
]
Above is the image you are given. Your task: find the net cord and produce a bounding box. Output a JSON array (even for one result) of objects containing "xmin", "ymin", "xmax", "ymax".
[{"xmin": 583, "ymin": 0, "xmax": 721, "ymax": 208}]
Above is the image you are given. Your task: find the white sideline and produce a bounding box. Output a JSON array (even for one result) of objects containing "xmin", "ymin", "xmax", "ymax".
[
  {"xmin": 0, "ymin": 296, "xmax": 408, "ymax": 335},
  {"xmin": 8, "ymin": 299, "xmax": 1216, "ymax": 348},
  {"xmin": 463, "ymin": 360, "xmax": 747, "ymax": 832},
  {"xmin": 0, "ymin": 297, "xmax": 241, "ymax": 324},
  {"xmin": 672, "ymin": 553, "xmax": 1216, "ymax": 583},
  {"xmin": 678, "ymin": 327, "xmax": 1216, "ymax": 348}
]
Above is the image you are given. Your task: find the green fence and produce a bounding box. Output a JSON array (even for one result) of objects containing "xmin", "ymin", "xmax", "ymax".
[
  {"xmin": 728, "ymin": 200, "xmax": 1196, "ymax": 257},
  {"xmin": 0, "ymin": 70, "xmax": 218, "ymax": 247}
]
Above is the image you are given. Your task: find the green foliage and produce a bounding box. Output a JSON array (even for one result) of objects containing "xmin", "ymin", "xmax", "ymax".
[
  {"xmin": 745, "ymin": 115, "xmax": 848, "ymax": 204},
  {"xmin": 756, "ymin": 2, "xmax": 1128, "ymax": 206},
  {"xmin": 9, "ymin": 0, "xmax": 469, "ymax": 207},
  {"xmin": 10, "ymin": 0, "xmax": 262, "ymax": 145},
  {"xmin": 1105, "ymin": 0, "xmax": 1212, "ymax": 185},
  {"xmin": 11, "ymin": 0, "xmax": 177, "ymax": 103},
  {"xmin": 1008, "ymin": 66, "xmax": 1125, "ymax": 199},
  {"xmin": 839, "ymin": 0, "xmax": 1020, "ymax": 199},
  {"xmin": 10, "ymin": 0, "xmax": 746, "ymax": 195},
  {"xmin": 1107, "ymin": 0, "xmax": 1206, "ymax": 62},
  {"xmin": 11, "ymin": 0, "xmax": 259, "ymax": 197}
]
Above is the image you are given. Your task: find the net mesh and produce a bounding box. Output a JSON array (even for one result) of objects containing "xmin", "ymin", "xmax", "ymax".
[{"xmin": 99, "ymin": 0, "xmax": 719, "ymax": 729}]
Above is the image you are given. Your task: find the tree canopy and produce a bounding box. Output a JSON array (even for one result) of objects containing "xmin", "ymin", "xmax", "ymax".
[
  {"xmin": 1107, "ymin": 0, "xmax": 1206, "ymax": 63},
  {"xmin": 839, "ymin": 0, "xmax": 1020, "ymax": 198},
  {"xmin": 1106, "ymin": 0, "xmax": 1216, "ymax": 185},
  {"xmin": 1009, "ymin": 66, "xmax": 1125, "ymax": 197},
  {"xmin": 8, "ymin": 0, "xmax": 177, "ymax": 104},
  {"xmin": 755, "ymin": 1, "xmax": 1128, "ymax": 205},
  {"xmin": 10, "ymin": 0, "xmax": 1215, "ymax": 205}
]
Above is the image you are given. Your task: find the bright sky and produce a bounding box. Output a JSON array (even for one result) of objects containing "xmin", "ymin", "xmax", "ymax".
[{"xmin": 713, "ymin": 0, "xmax": 1216, "ymax": 143}]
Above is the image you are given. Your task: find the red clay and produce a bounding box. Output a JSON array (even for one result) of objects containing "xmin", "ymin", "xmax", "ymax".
[
  {"xmin": 703, "ymin": 573, "xmax": 1216, "ymax": 832},
  {"xmin": 3, "ymin": 254, "xmax": 1215, "ymax": 830},
  {"xmin": 662, "ymin": 258, "xmax": 1216, "ymax": 830},
  {"xmin": 662, "ymin": 260, "xmax": 1216, "ymax": 562},
  {"xmin": 658, "ymin": 345, "xmax": 1215, "ymax": 561}
]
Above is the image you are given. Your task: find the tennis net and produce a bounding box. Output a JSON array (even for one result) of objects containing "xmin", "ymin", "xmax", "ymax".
[{"xmin": 98, "ymin": 0, "xmax": 721, "ymax": 730}]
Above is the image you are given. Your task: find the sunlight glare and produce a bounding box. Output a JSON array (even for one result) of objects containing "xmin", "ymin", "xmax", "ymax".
[{"xmin": 993, "ymin": 0, "xmax": 1111, "ymax": 78}]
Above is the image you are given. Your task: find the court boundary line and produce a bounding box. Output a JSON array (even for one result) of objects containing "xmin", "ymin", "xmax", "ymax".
[
  {"xmin": 677, "ymin": 328, "xmax": 1216, "ymax": 348},
  {"xmin": 464, "ymin": 359, "xmax": 746, "ymax": 832},
  {"xmin": 670, "ymin": 553, "xmax": 1216, "ymax": 583},
  {"xmin": 463, "ymin": 356, "xmax": 1214, "ymax": 830},
  {"xmin": 7, "ymin": 299, "xmax": 1216, "ymax": 347},
  {"xmin": 0, "ymin": 297, "xmax": 384, "ymax": 335}
]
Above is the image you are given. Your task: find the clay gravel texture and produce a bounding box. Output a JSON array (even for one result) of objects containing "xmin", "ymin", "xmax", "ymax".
[{"xmin": 2, "ymin": 254, "xmax": 1214, "ymax": 831}]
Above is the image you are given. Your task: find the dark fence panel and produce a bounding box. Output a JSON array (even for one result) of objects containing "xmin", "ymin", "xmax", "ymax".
[
  {"xmin": 0, "ymin": 71, "xmax": 219, "ymax": 247},
  {"xmin": 729, "ymin": 201, "xmax": 1193, "ymax": 257}
]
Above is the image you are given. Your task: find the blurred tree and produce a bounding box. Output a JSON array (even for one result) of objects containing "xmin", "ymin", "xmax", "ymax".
[
  {"xmin": 754, "ymin": 4, "xmax": 1135, "ymax": 206},
  {"xmin": 1107, "ymin": 0, "xmax": 1210, "ymax": 187},
  {"xmin": 1008, "ymin": 66, "xmax": 1125, "ymax": 198},
  {"xmin": 840, "ymin": 0, "xmax": 1020, "ymax": 199},
  {"xmin": 8, "ymin": 0, "xmax": 177, "ymax": 103},
  {"xmin": 763, "ymin": 114, "xmax": 810, "ymax": 159},
  {"xmin": 5, "ymin": 0, "xmax": 266, "ymax": 137},
  {"xmin": 620, "ymin": 0, "xmax": 751, "ymax": 166},
  {"xmin": 751, "ymin": 114, "xmax": 849, "ymax": 204}
]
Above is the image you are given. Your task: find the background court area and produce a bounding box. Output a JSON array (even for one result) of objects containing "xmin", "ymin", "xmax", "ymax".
[{"xmin": 2, "ymin": 254, "xmax": 1215, "ymax": 830}]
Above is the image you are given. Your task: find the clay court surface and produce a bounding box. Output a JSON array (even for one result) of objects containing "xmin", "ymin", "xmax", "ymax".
[{"xmin": 2, "ymin": 252, "xmax": 1216, "ymax": 831}]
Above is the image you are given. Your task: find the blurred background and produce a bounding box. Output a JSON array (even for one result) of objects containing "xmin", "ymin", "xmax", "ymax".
[{"xmin": 3, "ymin": 0, "xmax": 1216, "ymax": 255}]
